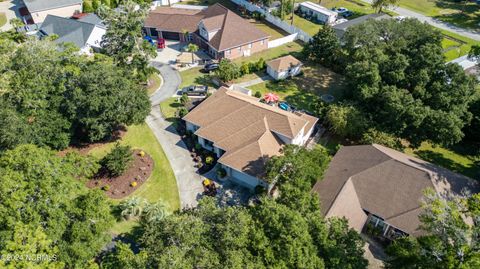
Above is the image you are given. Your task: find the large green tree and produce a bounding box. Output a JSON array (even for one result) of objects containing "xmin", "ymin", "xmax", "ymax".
[
  {"xmin": 100, "ymin": 0, "xmax": 157, "ymax": 81},
  {"xmin": 385, "ymin": 190, "xmax": 480, "ymax": 269},
  {"xmin": 0, "ymin": 37, "xmax": 150, "ymax": 150},
  {"xmin": 303, "ymin": 25, "xmax": 342, "ymax": 70},
  {"xmin": 0, "ymin": 145, "xmax": 113, "ymax": 268},
  {"xmin": 340, "ymin": 19, "xmax": 477, "ymax": 147}
]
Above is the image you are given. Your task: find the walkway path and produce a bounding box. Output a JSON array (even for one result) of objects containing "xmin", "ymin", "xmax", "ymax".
[
  {"xmin": 361, "ymin": 0, "xmax": 480, "ymax": 41},
  {"xmin": 147, "ymin": 62, "xmax": 204, "ymax": 209},
  {"xmin": 234, "ymin": 75, "xmax": 272, "ymax": 88}
]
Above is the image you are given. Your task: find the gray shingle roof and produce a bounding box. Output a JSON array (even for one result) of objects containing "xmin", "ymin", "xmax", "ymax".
[
  {"xmin": 39, "ymin": 15, "xmax": 96, "ymax": 48},
  {"xmin": 24, "ymin": 0, "xmax": 82, "ymax": 13},
  {"xmin": 78, "ymin": 13, "xmax": 106, "ymax": 28}
]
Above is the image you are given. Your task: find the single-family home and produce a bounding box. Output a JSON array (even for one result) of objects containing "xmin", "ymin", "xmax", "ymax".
[
  {"xmin": 267, "ymin": 55, "xmax": 303, "ymax": 80},
  {"xmin": 38, "ymin": 14, "xmax": 106, "ymax": 55},
  {"xmin": 332, "ymin": 13, "xmax": 390, "ymax": 39},
  {"xmin": 312, "ymin": 144, "xmax": 480, "ymax": 240},
  {"xmin": 144, "ymin": 3, "xmax": 270, "ymax": 60},
  {"xmin": 183, "ymin": 87, "xmax": 318, "ymax": 189},
  {"xmin": 297, "ymin": 2, "xmax": 337, "ymax": 25},
  {"xmin": 21, "ymin": 0, "xmax": 83, "ymax": 24}
]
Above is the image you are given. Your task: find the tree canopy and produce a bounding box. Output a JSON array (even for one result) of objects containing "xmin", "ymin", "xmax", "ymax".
[
  {"xmin": 0, "ymin": 145, "xmax": 113, "ymax": 268},
  {"xmin": 316, "ymin": 19, "xmax": 477, "ymax": 147},
  {"xmin": 0, "ymin": 37, "xmax": 150, "ymax": 150},
  {"xmin": 385, "ymin": 190, "xmax": 480, "ymax": 269}
]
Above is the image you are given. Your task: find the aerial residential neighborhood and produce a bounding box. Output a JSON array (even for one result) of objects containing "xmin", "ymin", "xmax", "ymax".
[{"xmin": 0, "ymin": 0, "xmax": 479, "ymax": 268}]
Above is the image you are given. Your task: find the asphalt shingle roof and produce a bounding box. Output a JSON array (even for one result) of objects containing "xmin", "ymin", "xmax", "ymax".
[{"xmin": 39, "ymin": 15, "xmax": 97, "ymax": 48}]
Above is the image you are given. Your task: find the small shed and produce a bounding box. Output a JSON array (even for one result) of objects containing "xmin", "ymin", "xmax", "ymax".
[{"xmin": 266, "ymin": 55, "xmax": 303, "ymax": 80}]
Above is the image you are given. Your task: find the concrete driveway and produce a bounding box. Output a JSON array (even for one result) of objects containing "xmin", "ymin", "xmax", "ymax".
[
  {"xmin": 0, "ymin": 0, "xmax": 22, "ymax": 32},
  {"xmin": 152, "ymin": 40, "xmax": 186, "ymax": 64},
  {"xmin": 147, "ymin": 61, "xmax": 205, "ymax": 209}
]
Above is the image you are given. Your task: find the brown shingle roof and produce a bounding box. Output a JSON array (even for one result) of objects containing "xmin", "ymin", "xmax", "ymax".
[
  {"xmin": 312, "ymin": 144, "xmax": 480, "ymax": 236},
  {"xmin": 183, "ymin": 87, "xmax": 318, "ymax": 178},
  {"xmin": 267, "ymin": 55, "xmax": 302, "ymax": 72},
  {"xmin": 144, "ymin": 7, "xmax": 203, "ymax": 33},
  {"xmin": 145, "ymin": 4, "xmax": 269, "ymax": 51}
]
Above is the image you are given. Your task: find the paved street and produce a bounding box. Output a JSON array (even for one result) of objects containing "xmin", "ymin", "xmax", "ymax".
[
  {"xmin": 0, "ymin": 0, "xmax": 21, "ymax": 32},
  {"xmin": 147, "ymin": 61, "xmax": 204, "ymax": 209},
  {"xmin": 360, "ymin": 0, "xmax": 480, "ymax": 41}
]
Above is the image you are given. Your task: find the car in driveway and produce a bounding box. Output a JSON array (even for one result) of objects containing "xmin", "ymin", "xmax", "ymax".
[
  {"xmin": 181, "ymin": 85, "xmax": 208, "ymax": 96},
  {"xmin": 203, "ymin": 63, "xmax": 219, "ymax": 73}
]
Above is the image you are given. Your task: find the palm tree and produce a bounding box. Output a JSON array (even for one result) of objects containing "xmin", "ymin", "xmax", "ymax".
[
  {"xmin": 186, "ymin": 43, "xmax": 199, "ymax": 64},
  {"xmin": 142, "ymin": 201, "xmax": 168, "ymax": 222},
  {"xmin": 119, "ymin": 197, "xmax": 145, "ymax": 220}
]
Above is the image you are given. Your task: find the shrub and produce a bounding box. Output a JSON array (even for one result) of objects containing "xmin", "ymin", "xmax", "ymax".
[
  {"xmin": 215, "ymin": 59, "xmax": 241, "ymax": 82},
  {"xmin": 360, "ymin": 128, "xmax": 404, "ymax": 151},
  {"xmin": 205, "ymin": 156, "xmax": 214, "ymax": 165},
  {"xmin": 130, "ymin": 181, "xmax": 137, "ymax": 187},
  {"xmin": 254, "ymin": 91, "xmax": 262, "ymax": 98},
  {"xmin": 240, "ymin": 62, "xmax": 250, "ymax": 75},
  {"xmin": 195, "ymin": 143, "xmax": 202, "ymax": 151},
  {"xmin": 177, "ymin": 107, "xmax": 188, "ymax": 118},
  {"xmin": 139, "ymin": 150, "xmax": 145, "ymax": 157},
  {"xmin": 101, "ymin": 143, "xmax": 134, "ymax": 177},
  {"xmin": 216, "ymin": 167, "xmax": 226, "ymax": 178},
  {"xmin": 256, "ymin": 58, "xmax": 266, "ymax": 70},
  {"xmin": 180, "ymin": 93, "xmax": 189, "ymax": 105},
  {"xmin": 248, "ymin": 61, "xmax": 258, "ymax": 72},
  {"xmin": 255, "ymin": 185, "xmax": 267, "ymax": 195},
  {"xmin": 102, "ymin": 185, "xmax": 110, "ymax": 191}
]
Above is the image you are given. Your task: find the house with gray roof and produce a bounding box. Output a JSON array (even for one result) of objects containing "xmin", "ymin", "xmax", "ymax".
[
  {"xmin": 39, "ymin": 14, "xmax": 106, "ymax": 55},
  {"xmin": 22, "ymin": 0, "xmax": 83, "ymax": 23},
  {"xmin": 312, "ymin": 144, "xmax": 479, "ymax": 241}
]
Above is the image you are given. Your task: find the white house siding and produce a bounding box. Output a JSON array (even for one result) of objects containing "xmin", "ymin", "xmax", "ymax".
[
  {"xmin": 266, "ymin": 65, "xmax": 279, "ymax": 79},
  {"xmin": 31, "ymin": 4, "xmax": 83, "ymax": 23},
  {"xmin": 267, "ymin": 65, "xmax": 302, "ymax": 80},
  {"xmin": 298, "ymin": 3, "xmax": 337, "ymax": 25}
]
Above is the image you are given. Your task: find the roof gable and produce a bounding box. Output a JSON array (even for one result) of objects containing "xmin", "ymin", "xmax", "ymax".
[
  {"xmin": 40, "ymin": 15, "xmax": 96, "ymax": 48},
  {"xmin": 24, "ymin": 0, "xmax": 82, "ymax": 13}
]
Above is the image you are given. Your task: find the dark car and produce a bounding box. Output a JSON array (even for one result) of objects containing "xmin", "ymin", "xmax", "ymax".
[
  {"xmin": 181, "ymin": 85, "xmax": 208, "ymax": 96},
  {"xmin": 203, "ymin": 63, "xmax": 219, "ymax": 72},
  {"xmin": 342, "ymin": 11, "xmax": 354, "ymax": 18}
]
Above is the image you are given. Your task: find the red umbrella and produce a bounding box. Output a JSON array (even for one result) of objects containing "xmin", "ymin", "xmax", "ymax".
[{"xmin": 264, "ymin": 93, "xmax": 279, "ymax": 103}]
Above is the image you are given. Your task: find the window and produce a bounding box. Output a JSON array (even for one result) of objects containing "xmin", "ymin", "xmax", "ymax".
[
  {"xmin": 261, "ymin": 40, "xmax": 264, "ymax": 45},
  {"xmin": 248, "ymin": 43, "xmax": 252, "ymax": 49},
  {"xmin": 238, "ymin": 47, "xmax": 241, "ymax": 52},
  {"xmin": 226, "ymin": 50, "xmax": 231, "ymax": 55}
]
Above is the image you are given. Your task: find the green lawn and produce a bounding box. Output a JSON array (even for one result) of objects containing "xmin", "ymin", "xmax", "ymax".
[
  {"xmin": 250, "ymin": 19, "xmax": 289, "ymax": 39},
  {"xmin": 147, "ymin": 73, "xmax": 162, "ymax": 95},
  {"xmin": 399, "ymin": 0, "xmax": 480, "ymax": 30},
  {"xmin": 88, "ymin": 124, "xmax": 180, "ymax": 234},
  {"xmin": 248, "ymin": 64, "xmax": 347, "ymax": 112},
  {"xmin": 440, "ymin": 29, "xmax": 477, "ymax": 61},
  {"xmin": 0, "ymin": 13, "xmax": 6, "ymax": 28},
  {"xmin": 405, "ymin": 142, "xmax": 480, "ymax": 180},
  {"xmin": 160, "ymin": 97, "xmax": 182, "ymax": 121}
]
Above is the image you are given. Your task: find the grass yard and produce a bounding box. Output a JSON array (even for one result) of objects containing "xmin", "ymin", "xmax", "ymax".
[
  {"xmin": 0, "ymin": 12, "xmax": 6, "ymax": 28},
  {"xmin": 248, "ymin": 64, "xmax": 346, "ymax": 112},
  {"xmin": 147, "ymin": 73, "xmax": 162, "ymax": 95},
  {"xmin": 399, "ymin": 0, "xmax": 480, "ymax": 30},
  {"xmin": 179, "ymin": 42, "xmax": 304, "ymax": 87},
  {"xmin": 250, "ymin": 19, "xmax": 289, "ymax": 39},
  {"xmin": 405, "ymin": 142, "xmax": 480, "ymax": 180},
  {"xmin": 87, "ymin": 124, "xmax": 180, "ymax": 234},
  {"xmin": 160, "ymin": 97, "xmax": 182, "ymax": 121},
  {"xmin": 440, "ymin": 29, "xmax": 477, "ymax": 61}
]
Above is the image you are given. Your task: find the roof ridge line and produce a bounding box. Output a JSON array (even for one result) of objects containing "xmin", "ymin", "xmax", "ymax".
[
  {"xmin": 384, "ymin": 205, "xmax": 423, "ymax": 221},
  {"xmin": 213, "ymin": 116, "xmax": 268, "ymax": 145}
]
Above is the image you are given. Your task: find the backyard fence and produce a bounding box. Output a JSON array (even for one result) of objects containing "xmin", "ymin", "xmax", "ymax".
[
  {"xmin": 268, "ymin": 33, "xmax": 298, "ymax": 48},
  {"xmin": 230, "ymin": 0, "xmax": 312, "ymax": 43}
]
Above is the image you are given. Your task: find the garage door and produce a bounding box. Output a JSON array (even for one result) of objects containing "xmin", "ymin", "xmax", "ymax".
[
  {"xmin": 161, "ymin": 31, "xmax": 180, "ymax": 40},
  {"xmin": 231, "ymin": 169, "xmax": 259, "ymax": 189}
]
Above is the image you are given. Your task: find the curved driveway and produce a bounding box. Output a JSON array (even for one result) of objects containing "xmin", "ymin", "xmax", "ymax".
[{"xmin": 146, "ymin": 62, "xmax": 204, "ymax": 209}]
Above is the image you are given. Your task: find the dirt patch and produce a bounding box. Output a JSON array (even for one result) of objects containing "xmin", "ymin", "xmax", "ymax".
[{"xmin": 86, "ymin": 150, "xmax": 154, "ymax": 199}]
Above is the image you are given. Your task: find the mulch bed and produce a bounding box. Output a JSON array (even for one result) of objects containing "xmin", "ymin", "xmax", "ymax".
[{"xmin": 86, "ymin": 150, "xmax": 154, "ymax": 199}]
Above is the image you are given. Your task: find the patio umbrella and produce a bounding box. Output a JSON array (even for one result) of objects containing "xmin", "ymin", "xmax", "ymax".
[{"xmin": 264, "ymin": 93, "xmax": 279, "ymax": 103}]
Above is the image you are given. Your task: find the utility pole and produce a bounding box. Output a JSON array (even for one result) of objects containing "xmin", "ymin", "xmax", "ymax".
[{"xmin": 291, "ymin": 0, "xmax": 295, "ymax": 25}]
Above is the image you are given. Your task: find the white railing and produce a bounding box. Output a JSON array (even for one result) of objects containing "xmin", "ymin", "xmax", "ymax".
[
  {"xmin": 231, "ymin": 0, "xmax": 312, "ymax": 43},
  {"xmin": 268, "ymin": 33, "xmax": 298, "ymax": 48}
]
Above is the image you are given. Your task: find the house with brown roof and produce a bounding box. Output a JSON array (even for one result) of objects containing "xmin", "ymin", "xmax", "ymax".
[
  {"xmin": 144, "ymin": 3, "xmax": 270, "ymax": 60},
  {"xmin": 183, "ymin": 87, "xmax": 318, "ymax": 189},
  {"xmin": 312, "ymin": 144, "xmax": 480, "ymax": 240},
  {"xmin": 266, "ymin": 55, "xmax": 303, "ymax": 80}
]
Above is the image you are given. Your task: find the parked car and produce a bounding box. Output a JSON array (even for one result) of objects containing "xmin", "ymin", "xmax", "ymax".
[
  {"xmin": 181, "ymin": 85, "xmax": 208, "ymax": 96},
  {"xmin": 334, "ymin": 7, "xmax": 348, "ymax": 14},
  {"xmin": 342, "ymin": 11, "xmax": 354, "ymax": 18},
  {"xmin": 204, "ymin": 63, "xmax": 219, "ymax": 72}
]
